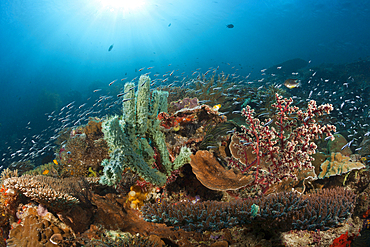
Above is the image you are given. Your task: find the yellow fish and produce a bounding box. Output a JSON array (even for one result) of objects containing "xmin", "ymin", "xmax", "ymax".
[
  {"xmin": 42, "ymin": 170, "xmax": 49, "ymax": 175},
  {"xmin": 212, "ymin": 104, "xmax": 221, "ymax": 111},
  {"xmin": 53, "ymin": 159, "xmax": 58, "ymax": 165},
  {"xmin": 173, "ymin": 124, "xmax": 180, "ymax": 131},
  {"xmin": 284, "ymin": 79, "xmax": 300, "ymax": 89}
]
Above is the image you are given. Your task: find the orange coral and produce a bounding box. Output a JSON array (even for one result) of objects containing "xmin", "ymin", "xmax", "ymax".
[
  {"xmin": 330, "ymin": 231, "xmax": 358, "ymax": 247},
  {"xmin": 189, "ymin": 150, "xmax": 254, "ymax": 191}
]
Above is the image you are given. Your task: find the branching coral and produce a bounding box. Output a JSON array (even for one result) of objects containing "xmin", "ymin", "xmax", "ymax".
[
  {"xmin": 228, "ymin": 93, "xmax": 336, "ymax": 192},
  {"xmin": 142, "ymin": 187, "xmax": 355, "ymax": 232},
  {"xmin": 293, "ymin": 187, "xmax": 356, "ymax": 231},
  {"xmin": 3, "ymin": 175, "xmax": 94, "ymax": 211}
]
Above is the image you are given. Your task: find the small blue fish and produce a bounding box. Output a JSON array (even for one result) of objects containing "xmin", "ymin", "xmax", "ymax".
[
  {"xmin": 264, "ymin": 119, "xmax": 273, "ymax": 127},
  {"xmin": 108, "ymin": 44, "xmax": 114, "ymax": 51},
  {"xmin": 226, "ymin": 129, "xmax": 235, "ymax": 134},
  {"xmin": 341, "ymin": 139, "xmax": 354, "ymax": 151}
]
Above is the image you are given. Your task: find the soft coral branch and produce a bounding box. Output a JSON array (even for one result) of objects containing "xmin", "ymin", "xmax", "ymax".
[{"xmin": 229, "ymin": 93, "xmax": 336, "ymax": 192}]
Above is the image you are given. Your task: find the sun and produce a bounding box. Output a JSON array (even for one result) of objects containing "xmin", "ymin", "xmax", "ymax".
[{"xmin": 97, "ymin": 0, "xmax": 145, "ymax": 12}]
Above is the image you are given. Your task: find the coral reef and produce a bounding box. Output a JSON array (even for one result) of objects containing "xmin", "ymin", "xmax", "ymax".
[
  {"xmin": 142, "ymin": 187, "xmax": 355, "ymax": 232},
  {"xmin": 4, "ymin": 66, "xmax": 370, "ymax": 246},
  {"xmin": 169, "ymin": 97, "xmax": 199, "ymax": 113},
  {"xmin": 0, "ymin": 168, "xmax": 18, "ymax": 184},
  {"xmin": 163, "ymin": 105, "xmax": 227, "ymax": 151},
  {"xmin": 24, "ymin": 161, "xmax": 59, "ymax": 177},
  {"xmin": 86, "ymin": 232, "xmax": 165, "ymax": 247}
]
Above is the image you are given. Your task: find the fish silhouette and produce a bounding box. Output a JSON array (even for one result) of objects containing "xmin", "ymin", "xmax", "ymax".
[
  {"xmin": 108, "ymin": 44, "xmax": 114, "ymax": 51},
  {"xmin": 226, "ymin": 24, "xmax": 234, "ymax": 28}
]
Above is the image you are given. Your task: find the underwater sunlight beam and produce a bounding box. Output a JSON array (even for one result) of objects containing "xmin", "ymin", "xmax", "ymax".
[{"xmin": 96, "ymin": 0, "xmax": 145, "ymax": 12}]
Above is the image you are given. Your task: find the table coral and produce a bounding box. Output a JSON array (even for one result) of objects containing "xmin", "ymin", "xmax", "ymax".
[{"xmin": 3, "ymin": 175, "xmax": 94, "ymax": 211}]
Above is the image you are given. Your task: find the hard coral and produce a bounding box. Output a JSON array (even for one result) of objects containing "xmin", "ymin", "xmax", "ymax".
[
  {"xmin": 190, "ymin": 150, "xmax": 254, "ymax": 191},
  {"xmin": 318, "ymin": 152, "xmax": 365, "ymax": 179},
  {"xmin": 3, "ymin": 175, "xmax": 94, "ymax": 212},
  {"xmin": 142, "ymin": 187, "xmax": 355, "ymax": 232},
  {"xmin": 293, "ymin": 187, "xmax": 356, "ymax": 231},
  {"xmin": 7, "ymin": 206, "xmax": 74, "ymax": 247}
]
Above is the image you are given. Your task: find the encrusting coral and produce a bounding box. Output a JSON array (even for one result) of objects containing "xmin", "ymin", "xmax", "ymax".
[{"xmin": 6, "ymin": 205, "xmax": 74, "ymax": 247}]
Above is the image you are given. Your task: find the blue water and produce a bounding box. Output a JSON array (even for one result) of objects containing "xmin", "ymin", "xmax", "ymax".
[{"xmin": 1, "ymin": 0, "xmax": 370, "ymax": 167}]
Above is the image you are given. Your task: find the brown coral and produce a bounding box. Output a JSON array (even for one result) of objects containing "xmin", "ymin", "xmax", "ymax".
[
  {"xmin": 318, "ymin": 152, "xmax": 365, "ymax": 179},
  {"xmin": 7, "ymin": 206, "xmax": 74, "ymax": 247},
  {"xmin": 58, "ymin": 118, "xmax": 109, "ymax": 177},
  {"xmin": 190, "ymin": 150, "xmax": 254, "ymax": 191},
  {"xmin": 3, "ymin": 175, "xmax": 94, "ymax": 211}
]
